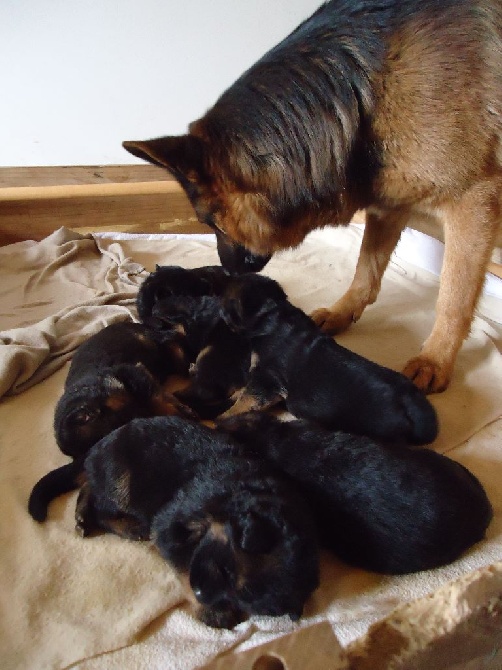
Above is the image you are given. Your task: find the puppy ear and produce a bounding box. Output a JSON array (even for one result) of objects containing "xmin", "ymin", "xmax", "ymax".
[
  {"xmin": 109, "ymin": 364, "xmax": 158, "ymax": 399},
  {"xmin": 122, "ymin": 135, "xmax": 205, "ymax": 182},
  {"xmin": 236, "ymin": 511, "xmax": 280, "ymax": 554}
]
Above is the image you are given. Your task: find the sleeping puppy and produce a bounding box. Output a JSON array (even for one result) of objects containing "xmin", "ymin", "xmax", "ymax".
[
  {"xmin": 220, "ymin": 273, "xmax": 438, "ymax": 445},
  {"xmin": 76, "ymin": 416, "xmax": 319, "ymax": 627},
  {"xmin": 217, "ymin": 412, "xmax": 493, "ymax": 575},
  {"xmin": 29, "ymin": 363, "xmax": 194, "ymax": 522},
  {"xmin": 136, "ymin": 264, "xmax": 231, "ymax": 324},
  {"xmin": 64, "ymin": 320, "xmax": 187, "ymax": 388},
  {"xmin": 137, "ymin": 265, "xmax": 252, "ymax": 418},
  {"xmin": 57, "ymin": 320, "xmax": 191, "ymax": 458},
  {"xmin": 28, "ymin": 322, "xmax": 193, "ymax": 522},
  {"xmin": 151, "ymin": 459, "xmax": 319, "ymax": 628},
  {"xmin": 55, "ymin": 362, "xmax": 192, "ymax": 460},
  {"xmin": 123, "ymin": 0, "xmax": 502, "ymax": 393},
  {"xmin": 151, "ymin": 295, "xmax": 253, "ymax": 419},
  {"xmin": 74, "ymin": 416, "xmax": 240, "ymax": 540}
]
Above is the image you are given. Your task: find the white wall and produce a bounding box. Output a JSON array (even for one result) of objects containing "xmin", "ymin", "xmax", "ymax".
[{"xmin": 0, "ymin": 0, "xmax": 320, "ymax": 166}]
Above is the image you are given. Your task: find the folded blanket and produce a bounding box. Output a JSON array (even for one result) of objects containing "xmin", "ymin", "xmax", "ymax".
[{"xmin": 0, "ymin": 227, "xmax": 500, "ymax": 670}]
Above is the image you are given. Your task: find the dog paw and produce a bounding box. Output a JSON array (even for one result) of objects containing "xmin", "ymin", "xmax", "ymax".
[
  {"xmin": 310, "ymin": 307, "xmax": 355, "ymax": 334},
  {"xmin": 402, "ymin": 356, "xmax": 451, "ymax": 394},
  {"xmin": 75, "ymin": 516, "xmax": 91, "ymax": 538}
]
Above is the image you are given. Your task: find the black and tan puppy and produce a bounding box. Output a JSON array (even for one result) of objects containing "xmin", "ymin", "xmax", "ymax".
[
  {"xmin": 75, "ymin": 416, "xmax": 319, "ymax": 627},
  {"xmin": 220, "ymin": 273, "xmax": 438, "ymax": 445},
  {"xmin": 152, "ymin": 459, "xmax": 319, "ymax": 628},
  {"xmin": 75, "ymin": 416, "xmax": 238, "ymax": 540},
  {"xmin": 124, "ymin": 0, "xmax": 502, "ymax": 393},
  {"xmin": 56, "ymin": 321, "xmax": 190, "ymax": 459},
  {"xmin": 64, "ymin": 320, "xmax": 187, "ymax": 388},
  {"xmin": 137, "ymin": 264, "xmax": 253, "ymax": 418},
  {"xmin": 28, "ymin": 322, "xmax": 192, "ymax": 522},
  {"xmin": 136, "ymin": 264, "xmax": 231, "ymax": 325},
  {"xmin": 218, "ymin": 412, "xmax": 493, "ymax": 575}
]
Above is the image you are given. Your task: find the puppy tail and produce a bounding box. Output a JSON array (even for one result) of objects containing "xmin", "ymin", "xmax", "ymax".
[{"xmin": 28, "ymin": 459, "xmax": 85, "ymax": 522}]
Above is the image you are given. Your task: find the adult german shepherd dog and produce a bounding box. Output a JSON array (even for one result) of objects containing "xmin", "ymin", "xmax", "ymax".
[{"xmin": 124, "ymin": 0, "xmax": 502, "ymax": 393}]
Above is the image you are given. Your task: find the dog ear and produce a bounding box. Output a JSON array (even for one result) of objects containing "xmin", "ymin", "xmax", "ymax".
[
  {"xmin": 122, "ymin": 135, "xmax": 205, "ymax": 182},
  {"xmin": 236, "ymin": 511, "xmax": 281, "ymax": 554}
]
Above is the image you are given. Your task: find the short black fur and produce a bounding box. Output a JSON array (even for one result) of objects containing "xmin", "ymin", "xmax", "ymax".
[
  {"xmin": 221, "ymin": 273, "xmax": 438, "ymax": 444},
  {"xmin": 217, "ymin": 412, "xmax": 493, "ymax": 574}
]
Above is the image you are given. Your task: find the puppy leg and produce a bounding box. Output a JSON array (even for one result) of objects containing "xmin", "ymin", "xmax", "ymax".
[
  {"xmin": 75, "ymin": 482, "xmax": 100, "ymax": 537},
  {"xmin": 403, "ymin": 180, "xmax": 501, "ymax": 393},
  {"xmin": 218, "ymin": 371, "xmax": 284, "ymax": 418},
  {"xmin": 311, "ymin": 208, "xmax": 406, "ymax": 333}
]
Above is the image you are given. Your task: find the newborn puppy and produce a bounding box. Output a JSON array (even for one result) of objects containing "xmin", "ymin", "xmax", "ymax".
[
  {"xmin": 136, "ymin": 264, "xmax": 231, "ymax": 324},
  {"xmin": 218, "ymin": 412, "xmax": 493, "ymax": 574},
  {"xmin": 29, "ymin": 322, "xmax": 193, "ymax": 523},
  {"xmin": 74, "ymin": 415, "xmax": 241, "ymax": 540},
  {"xmin": 29, "ymin": 363, "xmax": 194, "ymax": 522},
  {"xmin": 174, "ymin": 318, "xmax": 252, "ymax": 419},
  {"xmin": 57, "ymin": 320, "xmax": 191, "ymax": 458},
  {"xmin": 150, "ymin": 294, "xmax": 223, "ymax": 360},
  {"xmin": 221, "ymin": 273, "xmax": 438, "ymax": 445},
  {"xmin": 76, "ymin": 415, "xmax": 319, "ymax": 627},
  {"xmin": 151, "ymin": 294, "xmax": 253, "ymax": 420},
  {"xmin": 152, "ymin": 458, "xmax": 319, "ymax": 628},
  {"xmin": 65, "ymin": 320, "xmax": 188, "ymax": 388},
  {"xmin": 55, "ymin": 361, "xmax": 192, "ymax": 460}
]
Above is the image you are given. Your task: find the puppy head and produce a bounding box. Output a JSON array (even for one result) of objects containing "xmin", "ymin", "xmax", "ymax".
[
  {"xmin": 222, "ymin": 274, "xmax": 287, "ymax": 333},
  {"xmin": 122, "ymin": 136, "xmax": 274, "ymax": 273},
  {"xmin": 54, "ymin": 364, "xmax": 160, "ymax": 458},
  {"xmin": 136, "ymin": 264, "xmax": 216, "ymax": 322},
  {"xmin": 153, "ymin": 473, "xmax": 319, "ymax": 627}
]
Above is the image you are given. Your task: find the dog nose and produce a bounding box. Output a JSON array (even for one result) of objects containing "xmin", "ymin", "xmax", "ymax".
[{"xmin": 215, "ymin": 230, "xmax": 271, "ymax": 274}]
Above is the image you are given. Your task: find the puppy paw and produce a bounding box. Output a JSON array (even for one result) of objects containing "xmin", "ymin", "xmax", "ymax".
[
  {"xmin": 403, "ymin": 356, "xmax": 451, "ymax": 394},
  {"xmin": 75, "ymin": 514, "xmax": 92, "ymax": 538},
  {"xmin": 310, "ymin": 307, "xmax": 355, "ymax": 334}
]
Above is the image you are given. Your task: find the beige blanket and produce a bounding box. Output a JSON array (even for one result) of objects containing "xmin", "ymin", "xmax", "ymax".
[{"xmin": 0, "ymin": 227, "xmax": 501, "ymax": 670}]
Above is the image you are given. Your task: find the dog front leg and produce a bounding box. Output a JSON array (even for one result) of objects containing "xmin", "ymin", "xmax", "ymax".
[
  {"xmin": 218, "ymin": 370, "xmax": 284, "ymax": 418},
  {"xmin": 75, "ymin": 481, "xmax": 99, "ymax": 537},
  {"xmin": 311, "ymin": 207, "xmax": 406, "ymax": 333},
  {"xmin": 403, "ymin": 180, "xmax": 501, "ymax": 392}
]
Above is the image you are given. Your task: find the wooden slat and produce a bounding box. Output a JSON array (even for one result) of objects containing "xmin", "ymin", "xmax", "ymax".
[
  {"xmin": 0, "ymin": 180, "xmax": 183, "ymax": 202},
  {"xmin": 0, "ymin": 188, "xmax": 204, "ymax": 246},
  {"xmin": 0, "ymin": 165, "xmax": 206, "ymax": 245},
  {"xmin": 0, "ymin": 164, "xmax": 169, "ymax": 188}
]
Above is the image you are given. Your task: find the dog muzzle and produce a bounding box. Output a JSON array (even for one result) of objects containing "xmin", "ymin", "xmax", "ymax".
[{"xmin": 215, "ymin": 230, "xmax": 271, "ymax": 274}]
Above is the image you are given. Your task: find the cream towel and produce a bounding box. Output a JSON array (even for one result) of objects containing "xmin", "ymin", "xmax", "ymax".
[{"xmin": 0, "ymin": 227, "xmax": 500, "ymax": 670}]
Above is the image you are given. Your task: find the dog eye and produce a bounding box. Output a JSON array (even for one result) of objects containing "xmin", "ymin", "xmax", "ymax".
[{"xmin": 72, "ymin": 408, "xmax": 101, "ymax": 425}]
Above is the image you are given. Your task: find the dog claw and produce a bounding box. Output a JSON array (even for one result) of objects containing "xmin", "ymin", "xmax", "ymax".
[
  {"xmin": 310, "ymin": 307, "xmax": 354, "ymax": 334},
  {"xmin": 402, "ymin": 356, "xmax": 451, "ymax": 394}
]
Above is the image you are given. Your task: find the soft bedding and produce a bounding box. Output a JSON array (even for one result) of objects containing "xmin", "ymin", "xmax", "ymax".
[{"xmin": 0, "ymin": 226, "xmax": 501, "ymax": 669}]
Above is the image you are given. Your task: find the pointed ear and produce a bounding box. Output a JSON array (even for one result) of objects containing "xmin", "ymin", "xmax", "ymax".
[{"xmin": 122, "ymin": 135, "xmax": 205, "ymax": 180}]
